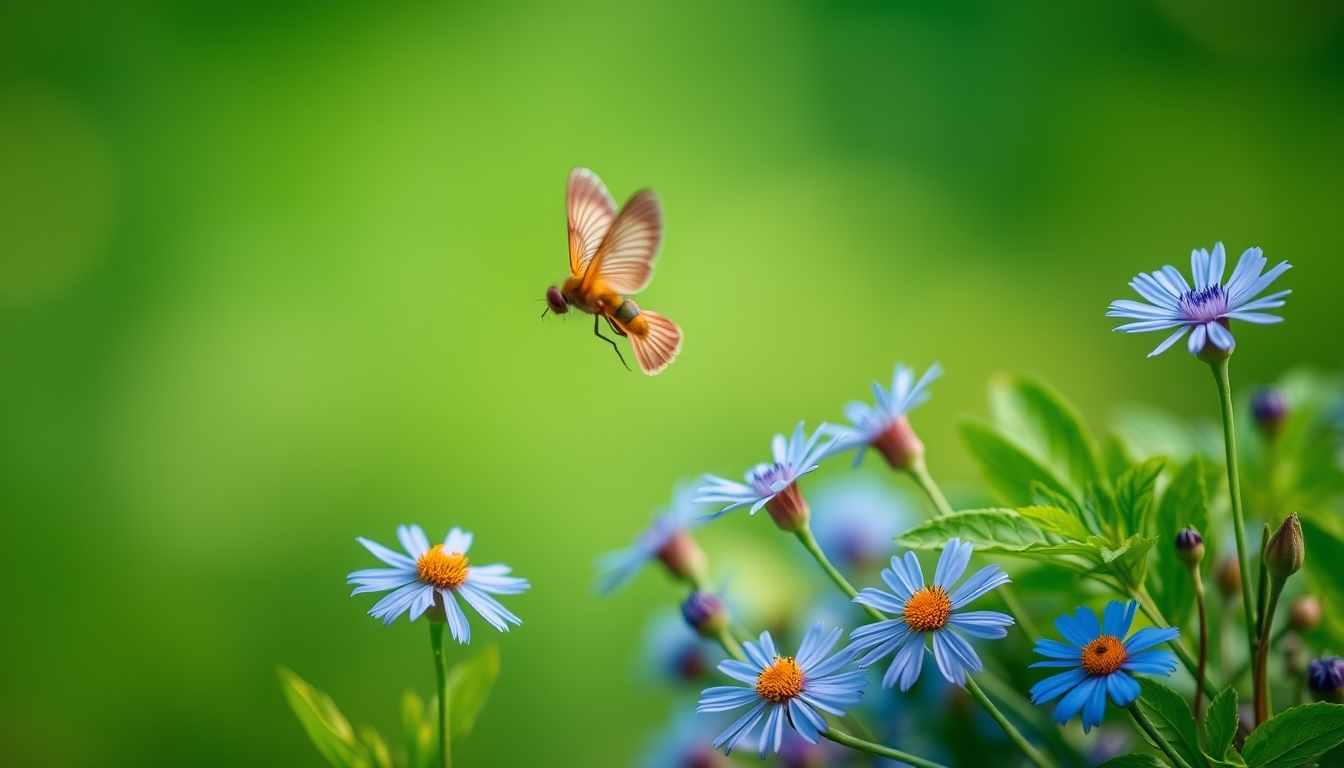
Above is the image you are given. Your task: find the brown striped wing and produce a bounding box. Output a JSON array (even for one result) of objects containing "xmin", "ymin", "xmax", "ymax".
[
  {"xmin": 581, "ymin": 188, "xmax": 662, "ymax": 295},
  {"xmin": 567, "ymin": 167, "xmax": 617, "ymax": 277}
]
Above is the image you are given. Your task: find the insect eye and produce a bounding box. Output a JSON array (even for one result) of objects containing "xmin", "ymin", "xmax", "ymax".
[{"xmin": 545, "ymin": 286, "xmax": 569, "ymax": 314}]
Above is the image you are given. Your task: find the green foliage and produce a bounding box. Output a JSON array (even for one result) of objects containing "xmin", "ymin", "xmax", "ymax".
[
  {"xmin": 1203, "ymin": 687, "xmax": 1239, "ymax": 765},
  {"xmin": 1240, "ymin": 703, "xmax": 1344, "ymax": 768},
  {"xmin": 960, "ymin": 421, "xmax": 1073, "ymax": 507},
  {"xmin": 1017, "ymin": 504, "xmax": 1092, "ymax": 541},
  {"xmin": 401, "ymin": 690, "xmax": 437, "ymax": 768},
  {"xmin": 278, "ymin": 666, "xmax": 377, "ymax": 768},
  {"xmin": 446, "ymin": 645, "xmax": 500, "ymax": 742},
  {"xmin": 1116, "ymin": 456, "xmax": 1165, "ymax": 538},
  {"xmin": 1136, "ymin": 678, "xmax": 1210, "ymax": 768},
  {"xmin": 1096, "ymin": 756, "xmax": 1169, "ymax": 768},
  {"xmin": 1151, "ymin": 458, "xmax": 1212, "ymax": 627},
  {"xmin": 1299, "ymin": 517, "xmax": 1344, "ymax": 650},
  {"xmin": 988, "ymin": 374, "xmax": 1105, "ymax": 498}
]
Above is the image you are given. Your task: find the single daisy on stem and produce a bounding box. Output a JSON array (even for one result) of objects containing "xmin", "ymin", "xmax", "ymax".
[
  {"xmin": 593, "ymin": 483, "xmax": 709, "ymax": 594},
  {"xmin": 695, "ymin": 421, "xmax": 836, "ymax": 532}
]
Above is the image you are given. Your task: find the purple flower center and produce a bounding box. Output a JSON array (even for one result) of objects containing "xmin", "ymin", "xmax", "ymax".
[
  {"xmin": 748, "ymin": 463, "xmax": 788, "ymax": 496},
  {"xmin": 1177, "ymin": 284, "xmax": 1229, "ymax": 324}
]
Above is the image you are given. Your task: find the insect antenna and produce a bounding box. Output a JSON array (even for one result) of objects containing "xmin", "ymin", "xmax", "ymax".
[{"xmin": 593, "ymin": 314, "xmax": 631, "ymax": 371}]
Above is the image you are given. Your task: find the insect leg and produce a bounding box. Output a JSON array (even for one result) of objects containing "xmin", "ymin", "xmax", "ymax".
[
  {"xmin": 604, "ymin": 315, "xmax": 628, "ymax": 337},
  {"xmin": 593, "ymin": 314, "xmax": 631, "ymax": 371},
  {"xmin": 540, "ymin": 306, "xmax": 549, "ymax": 319}
]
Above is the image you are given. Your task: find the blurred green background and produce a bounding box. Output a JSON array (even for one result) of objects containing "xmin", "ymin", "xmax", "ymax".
[{"xmin": 3, "ymin": 1, "xmax": 1343, "ymax": 765}]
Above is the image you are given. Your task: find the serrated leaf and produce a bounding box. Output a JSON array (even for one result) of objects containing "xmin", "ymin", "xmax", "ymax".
[
  {"xmin": 896, "ymin": 509, "xmax": 1051, "ymax": 550},
  {"xmin": 1116, "ymin": 456, "xmax": 1166, "ymax": 538},
  {"xmin": 989, "ymin": 375, "xmax": 1105, "ymax": 497},
  {"xmin": 278, "ymin": 666, "xmax": 369, "ymax": 768},
  {"xmin": 1241, "ymin": 703, "xmax": 1344, "ymax": 768},
  {"xmin": 447, "ymin": 645, "xmax": 500, "ymax": 742},
  {"xmin": 1103, "ymin": 534, "xmax": 1160, "ymax": 588},
  {"xmin": 960, "ymin": 420, "xmax": 1076, "ymax": 507},
  {"xmin": 1205, "ymin": 687, "xmax": 1239, "ymax": 763},
  {"xmin": 1151, "ymin": 458, "xmax": 1211, "ymax": 628},
  {"xmin": 1096, "ymin": 756, "xmax": 1168, "ymax": 768},
  {"xmin": 1136, "ymin": 677, "xmax": 1210, "ymax": 768},
  {"xmin": 1018, "ymin": 505, "xmax": 1092, "ymax": 542}
]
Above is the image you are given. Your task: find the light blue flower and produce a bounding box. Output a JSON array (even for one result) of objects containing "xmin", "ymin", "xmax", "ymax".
[
  {"xmin": 1107, "ymin": 242, "xmax": 1291, "ymax": 357},
  {"xmin": 824, "ymin": 362, "xmax": 941, "ymax": 466},
  {"xmin": 347, "ymin": 525, "xmax": 529, "ymax": 643},
  {"xmin": 847, "ymin": 539, "xmax": 1013, "ymax": 690},
  {"xmin": 808, "ymin": 477, "xmax": 914, "ymax": 571},
  {"xmin": 1029, "ymin": 600, "xmax": 1179, "ymax": 733},
  {"xmin": 698, "ymin": 622, "xmax": 865, "ymax": 758},
  {"xmin": 695, "ymin": 422, "xmax": 836, "ymax": 522},
  {"xmin": 594, "ymin": 483, "xmax": 707, "ymax": 594}
]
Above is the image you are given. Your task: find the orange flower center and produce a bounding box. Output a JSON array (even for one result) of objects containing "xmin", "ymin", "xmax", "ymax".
[
  {"xmin": 416, "ymin": 545, "xmax": 469, "ymax": 589},
  {"xmin": 1081, "ymin": 635, "xmax": 1127, "ymax": 676},
  {"xmin": 902, "ymin": 586, "xmax": 952, "ymax": 632},
  {"xmin": 755, "ymin": 656, "xmax": 803, "ymax": 703}
]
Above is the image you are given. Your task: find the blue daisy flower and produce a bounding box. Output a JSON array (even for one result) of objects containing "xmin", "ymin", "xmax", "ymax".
[
  {"xmin": 825, "ymin": 362, "xmax": 942, "ymax": 468},
  {"xmin": 695, "ymin": 422, "xmax": 837, "ymax": 530},
  {"xmin": 697, "ymin": 622, "xmax": 865, "ymax": 758},
  {"xmin": 347, "ymin": 525, "xmax": 529, "ymax": 643},
  {"xmin": 594, "ymin": 483, "xmax": 707, "ymax": 594},
  {"xmin": 846, "ymin": 539, "xmax": 1014, "ymax": 690},
  {"xmin": 1029, "ymin": 600, "xmax": 1179, "ymax": 733},
  {"xmin": 1107, "ymin": 242, "xmax": 1291, "ymax": 357}
]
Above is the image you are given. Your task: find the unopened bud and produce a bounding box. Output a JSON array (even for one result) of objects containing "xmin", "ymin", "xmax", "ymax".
[
  {"xmin": 1308, "ymin": 655, "xmax": 1344, "ymax": 704},
  {"xmin": 1215, "ymin": 557, "xmax": 1242, "ymax": 599},
  {"xmin": 1264, "ymin": 513, "xmax": 1305, "ymax": 580},
  {"xmin": 1251, "ymin": 386, "xmax": 1290, "ymax": 437},
  {"xmin": 681, "ymin": 591, "xmax": 729, "ymax": 637},
  {"xmin": 656, "ymin": 530, "xmax": 708, "ymax": 584},
  {"xmin": 763, "ymin": 482, "xmax": 811, "ymax": 532},
  {"xmin": 1175, "ymin": 526, "xmax": 1205, "ymax": 567},
  {"xmin": 1289, "ymin": 594, "xmax": 1322, "ymax": 632},
  {"xmin": 871, "ymin": 416, "xmax": 925, "ymax": 470}
]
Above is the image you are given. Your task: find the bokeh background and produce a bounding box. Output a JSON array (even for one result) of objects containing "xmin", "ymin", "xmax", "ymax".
[{"xmin": 3, "ymin": 1, "xmax": 1343, "ymax": 765}]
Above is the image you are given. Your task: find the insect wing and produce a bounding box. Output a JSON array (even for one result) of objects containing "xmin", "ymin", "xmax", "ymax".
[
  {"xmin": 567, "ymin": 168, "xmax": 617, "ymax": 277},
  {"xmin": 582, "ymin": 189, "xmax": 662, "ymax": 295}
]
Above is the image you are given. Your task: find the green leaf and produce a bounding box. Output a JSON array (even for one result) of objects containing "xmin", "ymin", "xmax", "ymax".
[
  {"xmin": 895, "ymin": 509, "xmax": 1051, "ymax": 550},
  {"xmin": 1136, "ymin": 677, "xmax": 1210, "ymax": 768},
  {"xmin": 960, "ymin": 420, "xmax": 1075, "ymax": 507},
  {"xmin": 358, "ymin": 726, "xmax": 393, "ymax": 768},
  {"xmin": 447, "ymin": 645, "xmax": 500, "ymax": 742},
  {"xmin": 278, "ymin": 666, "xmax": 369, "ymax": 768},
  {"xmin": 1299, "ymin": 517, "xmax": 1344, "ymax": 650},
  {"xmin": 1102, "ymin": 534, "xmax": 1160, "ymax": 588},
  {"xmin": 1096, "ymin": 756, "xmax": 1168, "ymax": 768},
  {"xmin": 989, "ymin": 374, "xmax": 1104, "ymax": 497},
  {"xmin": 401, "ymin": 690, "xmax": 436, "ymax": 768},
  {"xmin": 1204, "ymin": 687, "xmax": 1239, "ymax": 763},
  {"xmin": 1241, "ymin": 703, "xmax": 1344, "ymax": 768},
  {"xmin": 1116, "ymin": 456, "xmax": 1166, "ymax": 538},
  {"xmin": 1151, "ymin": 458, "xmax": 1211, "ymax": 627},
  {"xmin": 1018, "ymin": 505, "xmax": 1092, "ymax": 542}
]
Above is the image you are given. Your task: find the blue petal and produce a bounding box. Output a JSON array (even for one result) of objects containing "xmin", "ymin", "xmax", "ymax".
[
  {"xmin": 1105, "ymin": 671, "xmax": 1140, "ymax": 708},
  {"xmin": 1030, "ymin": 666, "xmax": 1087, "ymax": 704},
  {"xmin": 1054, "ymin": 612, "xmax": 1094, "ymax": 647},
  {"xmin": 1053, "ymin": 675, "xmax": 1101, "ymax": 727},
  {"xmin": 1101, "ymin": 601, "xmax": 1137, "ymax": 638},
  {"xmin": 1081, "ymin": 676, "xmax": 1108, "ymax": 733},
  {"xmin": 934, "ymin": 538, "xmax": 973, "ymax": 588},
  {"xmin": 713, "ymin": 700, "xmax": 767, "ymax": 755},
  {"xmin": 1034, "ymin": 638, "xmax": 1082, "ymax": 659},
  {"xmin": 1124, "ymin": 626, "xmax": 1180, "ymax": 653},
  {"xmin": 885, "ymin": 635, "xmax": 925, "ymax": 691}
]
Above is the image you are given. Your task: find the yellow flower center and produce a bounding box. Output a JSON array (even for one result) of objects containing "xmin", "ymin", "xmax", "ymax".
[
  {"xmin": 416, "ymin": 545, "xmax": 469, "ymax": 589},
  {"xmin": 755, "ymin": 656, "xmax": 804, "ymax": 703},
  {"xmin": 902, "ymin": 585, "xmax": 952, "ymax": 632},
  {"xmin": 1081, "ymin": 635, "xmax": 1127, "ymax": 676}
]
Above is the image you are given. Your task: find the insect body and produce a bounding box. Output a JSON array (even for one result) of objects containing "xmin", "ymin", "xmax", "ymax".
[{"xmin": 543, "ymin": 168, "xmax": 682, "ymax": 374}]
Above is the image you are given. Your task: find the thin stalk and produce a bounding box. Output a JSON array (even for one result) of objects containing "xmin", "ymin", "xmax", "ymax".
[
  {"xmin": 1191, "ymin": 567, "xmax": 1209, "ymax": 720},
  {"xmin": 429, "ymin": 621, "xmax": 452, "ymax": 768},
  {"xmin": 1133, "ymin": 587, "xmax": 1219, "ymax": 700},
  {"xmin": 1254, "ymin": 577, "xmax": 1286, "ymax": 725},
  {"xmin": 1128, "ymin": 704, "xmax": 1192, "ymax": 768},
  {"xmin": 823, "ymin": 728, "xmax": 951, "ymax": 768},
  {"xmin": 715, "ymin": 626, "xmax": 745, "ymax": 662},
  {"xmin": 964, "ymin": 676, "xmax": 1059, "ymax": 768},
  {"xmin": 1210, "ymin": 358, "xmax": 1258, "ymax": 667},
  {"xmin": 908, "ymin": 455, "xmax": 955, "ymax": 517},
  {"xmin": 794, "ymin": 525, "xmax": 883, "ymax": 622}
]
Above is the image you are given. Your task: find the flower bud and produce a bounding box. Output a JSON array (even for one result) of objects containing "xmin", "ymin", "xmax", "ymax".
[
  {"xmin": 656, "ymin": 530, "xmax": 708, "ymax": 584},
  {"xmin": 763, "ymin": 482, "xmax": 811, "ymax": 532},
  {"xmin": 871, "ymin": 415, "xmax": 925, "ymax": 470},
  {"xmin": 1289, "ymin": 594, "xmax": 1322, "ymax": 632},
  {"xmin": 1264, "ymin": 513, "xmax": 1305, "ymax": 580},
  {"xmin": 1175, "ymin": 526, "xmax": 1205, "ymax": 567},
  {"xmin": 1251, "ymin": 386, "xmax": 1289, "ymax": 437},
  {"xmin": 681, "ymin": 591, "xmax": 729, "ymax": 638},
  {"xmin": 1215, "ymin": 557, "xmax": 1242, "ymax": 599},
  {"xmin": 1308, "ymin": 655, "xmax": 1344, "ymax": 704}
]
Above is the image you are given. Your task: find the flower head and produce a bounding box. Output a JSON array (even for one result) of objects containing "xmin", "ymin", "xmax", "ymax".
[
  {"xmin": 826, "ymin": 363, "xmax": 942, "ymax": 469},
  {"xmin": 1107, "ymin": 243, "xmax": 1291, "ymax": 358},
  {"xmin": 1174, "ymin": 526, "xmax": 1205, "ymax": 567},
  {"xmin": 1030, "ymin": 601, "xmax": 1179, "ymax": 733},
  {"xmin": 682, "ymin": 591, "xmax": 730, "ymax": 637},
  {"xmin": 595, "ymin": 483, "xmax": 708, "ymax": 594},
  {"xmin": 697, "ymin": 622, "xmax": 865, "ymax": 758},
  {"xmin": 847, "ymin": 539, "xmax": 1014, "ymax": 690},
  {"xmin": 809, "ymin": 477, "xmax": 913, "ymax": 571},
  {"xmin": 1308, "ymin": 655, "xmax": 1344, "ymax": 703},
  {"xmin": 347, "ymin": 525, "xmax": 529, "ymax": 643},
  {"xmin": 695, "ymin": 422, "xmax": 836, "ymax": 531},
  {"xmin": 1252, "ymin": 385, "xmax": 1290, "ymax": 436}
]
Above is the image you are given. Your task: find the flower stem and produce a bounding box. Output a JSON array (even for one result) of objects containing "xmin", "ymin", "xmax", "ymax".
[
  {"xmin": 715, "ymin": 625, "xmax": 746, "ymax": 663},
  {"xmin": 1210, "ymin": 358, "xmax": 1258, "ymax": 669},
  {"xmin": 822, "ymin": 728, "xmax": 951, "ymax": 768},
  {"xmin": 794, "ymin": 524, "xmax": 883, "ymax": 622},
  {"xmin": 1191, "ymin": 567, "xmax": 1209, "ymax": 720},
  {"xmin": 908, "ymin": 455, "xmax": 955, "ymax": 517},
  {"xmin": 1254, "ymin": 576, "xmax": 1286, "ymax": 725},
  {"xmin": 964, "ymin": 675, "xmax": 1059, "ymax": 768},
  {"xmin": 1128, "ymin": 703, "xmax": 1192, "ymax": 768},
  {"xmin": 1133, "ymin": 586, "xmax": 1219, "ymax": 700},
  {"xmin": 429, "ymin": 620, "xmax": 452, "ymax": 768}
]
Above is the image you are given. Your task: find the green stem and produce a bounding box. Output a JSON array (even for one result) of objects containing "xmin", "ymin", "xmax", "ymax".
[
  {"xmin": 908, "ymin": 455, "xmax": 955, "ymax": 517},
  {"xmin": 1133, "ymin": 587, "xmax": 1219, "ymax": 700},
  {"xmin": 1210, "ymin": 358, "xmax": 1258, "ymax": 667},
  {"xmin": 1254, "ymin": 577, "xmax": 1286, "ymax": 725},
  {"xmin": 716, "ymin": 626, "xmax": 746, "ymax": 662},
  {"xmin": 823, "ymin": 728, "xmax": 951, "ymax": 768},
  {"xmin": 999, "ymin": 585, "xmax": 1041, "ymax": 642},
  {"xmin": 429, "ymin": 621, "xmax": 452, "ymax": 768},
  {"xmin": 1128, "ymin": 704, "xmax": 1192, "ymax": 768},
  {"xmin": 794, "ymin": 525, "xmax": 884, "ymax": 622},
  {"xmin": 1191, "ymin": 569, "xmax": 1209, "ymax": 721},
  {"xmin": 965, "ymin": 675, "xmax": 1059, "ymax": 768}
]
